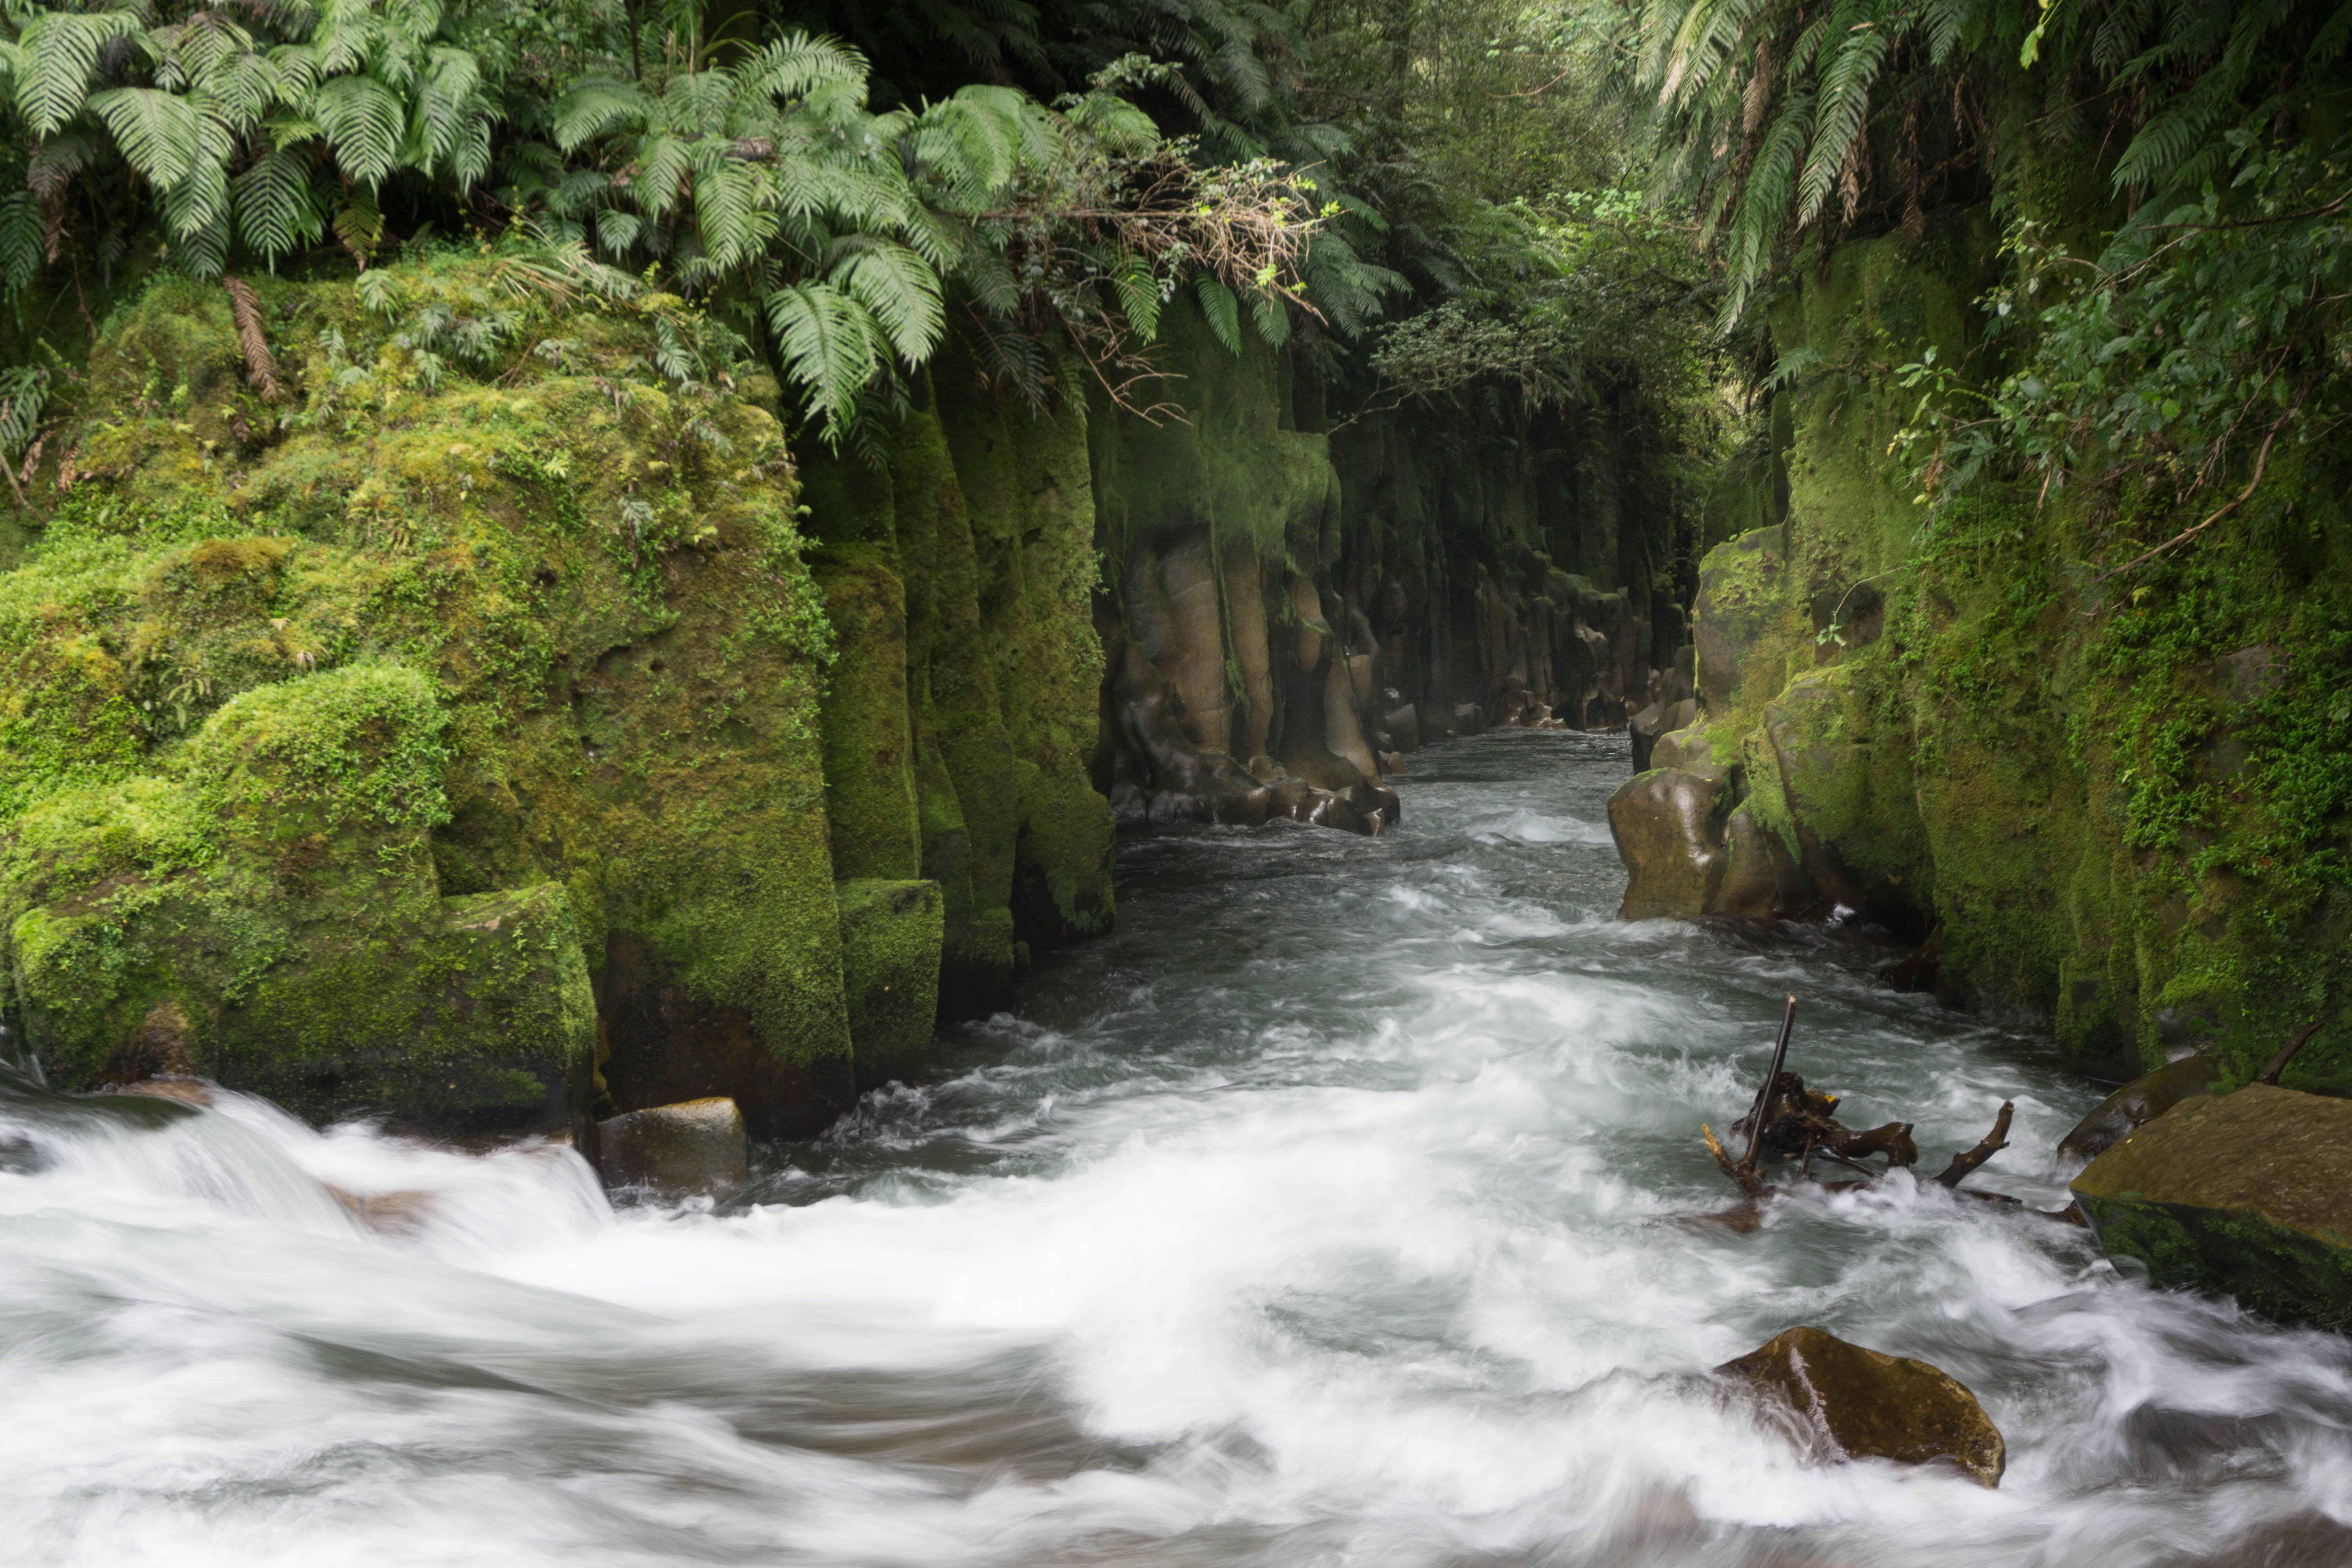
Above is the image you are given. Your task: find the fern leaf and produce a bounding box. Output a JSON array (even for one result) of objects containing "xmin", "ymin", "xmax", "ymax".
[
  {"xmin": 334, "ymin": 193, "xmax": 384, "ymax": 267},
  {"xmin": 0, "ymin": 191, "xmax": 40, "ymax": 299},
  {"xmin": 1111, "ymin": 258, "xmax": 1162, "ymax": 343},
  {"xmin": 764, "ymin": 279, "xmax": 882, "ymax": 440},
  {"xmin": 1196, "ymin": 277, "xmax": 1243, "ymax": 356},
  {"xmin": 86, "ymin": 87, "xmax": 205, "ymax": 189},
  {"xmin": 16, "ymin": 10, "xmax": 137, "ymax": 138},
  {"xmin": 315, "ymin": 73, "xmax": 405, "ymax": 186},
  {"xmin": 234, "ymin": 148, "xmax": 319, "ymax": 260},
  {"xmin": 1795, "ymin": 25, "xmax": 1891, "ymax": 228},
  {"xmin": 221, "ymin": 275, "xmax": 282, "ymax": 399},
  {"xmin": 828, "ymin": 235, "xmax": 943, "ymax": 363}
]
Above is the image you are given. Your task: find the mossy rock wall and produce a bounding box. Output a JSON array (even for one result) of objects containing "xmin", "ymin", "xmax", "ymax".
[
  {"xmin": 0, "ymin": 262, "xmax": 875, "ymax": 1134},
  {"xmin": 1646, "ymin": 215, "xmax": 2352, "ymax": 1093},
  {"xmin": 1086, "ymin": 295, "xmax": 1694, "ymax": 832}
]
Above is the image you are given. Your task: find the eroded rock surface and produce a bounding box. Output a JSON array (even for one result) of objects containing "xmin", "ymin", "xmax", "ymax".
[
  {"xmin": 1608, "ymin": 768, "xmax": 1726, "ymax": 920},
  {"xmin": 2059, "ymin": 1054, "xmax": 2223, "ymax": 1162}
]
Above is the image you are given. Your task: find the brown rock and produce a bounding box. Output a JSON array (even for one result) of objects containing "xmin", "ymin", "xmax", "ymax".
[
  {"xmin": 1650, "ymin": 721, "xmax": 1724, "ymax": 782},
  {"xmin": 1719, "ymin": 1326, "xmax": 2005, "ymax": 1487},
  {"xmin": 2057, "ymin": 1052, "xmax": 2221, "ymax": 1161},
  {"xmin": 2071, "ymin": 1084, "xmax": 2352, "ymax": 1328},
  {"xmin": 100, "ymin": 1000, "xmax": 198, "ymax": 1085},
  {"xmin": 596, "ymin": 1097, "xmax": 750, "ymax": 1198},
  {"xmin": 1607, "ymin": 768, "xmax": 1726, "ymax": 920},
  {"xmin": 326, "ymin": 1184, "xmax": 434, "ymax": 1236}
]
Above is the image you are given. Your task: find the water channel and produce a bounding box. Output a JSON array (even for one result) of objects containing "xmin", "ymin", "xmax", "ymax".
[{"xmin": 4, "ymin": 731, "xmax": 2350, "ymax": 1565}]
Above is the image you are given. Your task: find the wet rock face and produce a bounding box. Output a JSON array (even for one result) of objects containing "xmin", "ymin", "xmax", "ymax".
[
  {"xmin": 2058, "ymin": 1053, "xmax": 2223, "ymax": 1162},
  {"xmin": 2072, "ymin": 1085, "xmax": 2352, "ymax": 1329},
  {"xmin": 1607, "ymin": 769, "xmax": 1726, "ymax": 920},
  {"xmin": 1719, "ymin": 1326, "xmax": 2005, "ymax": 1487},
  {"xmin": 595, "ymin": 1098, "xmax": 750, "ymax": 1198}
]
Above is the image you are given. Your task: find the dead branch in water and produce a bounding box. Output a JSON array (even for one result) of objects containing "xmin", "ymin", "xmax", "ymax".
[
  {"xmin": 1697, "ymin": 1004, "xmax": 2047, "ymax": 1219},
  {"xmin": 1933, "ymin": 1102, "xmax": 2013, "ymax": 1188}
]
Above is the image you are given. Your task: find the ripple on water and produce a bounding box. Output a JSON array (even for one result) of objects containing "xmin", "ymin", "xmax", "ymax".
[{"xmin": 2, "ymin": 730, "xmax": 2350, "ymax": 1566}]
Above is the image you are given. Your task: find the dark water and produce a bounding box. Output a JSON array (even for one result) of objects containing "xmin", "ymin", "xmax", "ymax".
[{"xmin": 4, "ymin": 731, "xmax": 2351, "ymax": 1565}]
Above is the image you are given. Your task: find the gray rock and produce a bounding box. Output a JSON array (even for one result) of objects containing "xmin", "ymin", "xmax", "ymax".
[{"xmin": 597, "ymin": 1098, "xmax": 750, "ymax": 1198}]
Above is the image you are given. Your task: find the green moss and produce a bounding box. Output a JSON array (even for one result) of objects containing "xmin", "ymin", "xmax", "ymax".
[
  {"xmin": 0, "ymin": 251, "xmax": 871, "ymax": 1129},
  {"xmin": 836, "ymin": 877, "xmax": 944, "ymax": 1091},
  {"xmin": 810, "ymin": 542, "xmax": 921, "ymax": 882}
]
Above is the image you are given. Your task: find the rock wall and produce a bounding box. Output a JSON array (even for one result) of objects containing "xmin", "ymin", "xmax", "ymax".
[
  {"xmin": 1089, "ymin": 297, "xmax": 1692, "ymax": 833},
  {"xmin": 0, "ymin": 260, "xmax": 1689, "ymax": 1139},
  {"xmin": 1611, "ymin": 216, "xmax": 2352, "ymax": 1094},
  {"xmin": 0, "ymin": 263, "xmax": 1106, "ymax": 1140}
]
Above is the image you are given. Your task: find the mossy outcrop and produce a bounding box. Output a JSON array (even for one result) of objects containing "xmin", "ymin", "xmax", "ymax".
[
  {"xmin": 0, "ymin": 255, "xmax": 1112, "ymax": 1136},
  {"xmin": 1612, "ymin": 211, "xmax": 2352, "ymax": 1102},
  {"xmin": 2073, "ymin": 1085, "xmax": 2352, "ymax": 1330}
]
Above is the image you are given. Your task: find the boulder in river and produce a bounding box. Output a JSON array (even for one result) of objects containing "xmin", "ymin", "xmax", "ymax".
[
  {"xmin": 1719, "ymin": 1325, "xmax": 2005, "ymax": 1487},
  {"xmin": 1607, "ymin": 768, "xmax": 1726, "ymax": 920},
  {"xmin": 596, "ymin": 1098, "xmax": 750, "ymax": 1198},
  {"xmin": 2071, "ymin": 1083, "xmax": 2352, "ymax": 1329},
  {"xmin": 2058, "ymin": 1053, "xmax": 2223, "ymax": 1162}
]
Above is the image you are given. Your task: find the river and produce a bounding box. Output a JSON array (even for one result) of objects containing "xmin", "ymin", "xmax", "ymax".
[{"xmin": 3, "ymin": 730, "xmax": 2349, "ymax": 1565}]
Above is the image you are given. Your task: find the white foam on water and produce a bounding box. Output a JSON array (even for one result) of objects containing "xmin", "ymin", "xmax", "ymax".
[{"xmin": 3, "ymin": 731, "xmax": 2349, "ymax": 1566}]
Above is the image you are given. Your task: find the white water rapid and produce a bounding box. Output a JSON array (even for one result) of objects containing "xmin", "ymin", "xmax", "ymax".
[{"xmin": 5, "ymin": 730, "xmax": 2350, "ymax": 1566}]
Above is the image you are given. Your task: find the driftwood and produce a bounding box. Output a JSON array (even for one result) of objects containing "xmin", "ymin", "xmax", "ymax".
[
  {"xmin": 1697, "ymin": 1000, "xmax": 2063, "ymax": 1222},
  {"xmin": 1932, "ymin": 1102, "xmax": 2013, "ymax": 1187}
]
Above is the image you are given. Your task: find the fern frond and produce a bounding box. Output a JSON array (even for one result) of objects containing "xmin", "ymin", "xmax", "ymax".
[
  {"xmin": 764, "ymin": 279, "xmax": 882, "ymax": 439},
  {"xmin": 828, "ymin": 234, "xmax": 943, "ymax": 363},
  {"xmin": 316, "ymin": 72, "xmax": 405, "ymax": 186},
  {"xmin": 552, "ymin": 75, "xmax": 642, "ymax": 150},
  {"xmin": 1795, "ymin": 22, "xmax": 1892, "ymax": 228},
  {"xmin": 1195, "ymin": 276, "xmax": 1242, "ymax": 355},
  {"xmin": 0, "ymin": 191, "xmax": 41, "ymax": 299},
  {"xmin": 234, "ymin": 146, "xmax": 321, "ymax": 259},
  {"xmin": 87, "ymin": 87, "xmax": 205, "ymax": 189},
  {"xmin": 15, "ymin": 9, "xmax": 138, "ymax": 138},
  {"xmin": 222, "ymin": 275, "xmax": 281, "ymax": 399}
]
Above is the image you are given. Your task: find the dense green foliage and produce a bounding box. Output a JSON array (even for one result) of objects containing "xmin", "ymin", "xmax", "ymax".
[{"xmin": 1631, "ymin": 0, "xmax": 2352, "ymax": 557}]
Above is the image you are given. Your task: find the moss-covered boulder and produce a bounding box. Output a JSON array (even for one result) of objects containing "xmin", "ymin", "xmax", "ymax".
[
  {"xmin": 2072, "ymin": 1084, "xmax": 2352, "ymax": 1328},
  {"xmin": 6, "ymin": 661, "xmax": 596, "ymax": 1130},
  {"xmin": 0, "ymin": 259, "xmax": 863, "ymax": 1134}
]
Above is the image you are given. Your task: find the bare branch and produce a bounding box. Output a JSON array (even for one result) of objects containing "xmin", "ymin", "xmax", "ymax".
[{"xmin": 1933, "ymin": 1102, "xmax": 2014, "ymax": 1188}]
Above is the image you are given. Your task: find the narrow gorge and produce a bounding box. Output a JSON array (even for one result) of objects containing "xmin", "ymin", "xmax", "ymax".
[{"xmin": 3, "ymin": 1, "xmax": 2351, "ymax": 1563}]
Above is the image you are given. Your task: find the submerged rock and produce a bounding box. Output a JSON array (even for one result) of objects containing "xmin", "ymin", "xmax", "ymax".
[
  {"xmin": 2072, "ymin": 1084, "xmax": 2352, "ymax": 1329},
  {"xmin": 2058, "ymin": 1053, "xmax": 2223, "ymax": 1162},
  {"xmin": 1718, "ymin": 1326, "xmax": 2005, "ymax": 1487},
  {"xmin": 596, "ymin": 1098, "xmax": 750, "ymax": 1198}
]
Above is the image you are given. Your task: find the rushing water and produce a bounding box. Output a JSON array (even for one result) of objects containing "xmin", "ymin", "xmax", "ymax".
[{"xmin": 5, "ymin": 731, "xmax": 2352, "ymax": 1567}]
